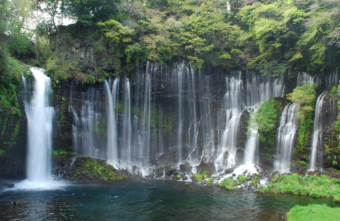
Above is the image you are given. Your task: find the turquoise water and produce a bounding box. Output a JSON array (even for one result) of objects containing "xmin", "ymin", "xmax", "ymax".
[{"xmin": 0, "ymin": 180, "xmax": 339, "ymax": 220}]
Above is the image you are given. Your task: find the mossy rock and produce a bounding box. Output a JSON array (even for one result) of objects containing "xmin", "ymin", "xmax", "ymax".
[{"xmin": 60, "ymin": 157, "xmax": 129, "ymax": 182}]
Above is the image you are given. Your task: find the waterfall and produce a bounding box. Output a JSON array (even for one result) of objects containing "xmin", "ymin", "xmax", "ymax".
[
  {"xmin": 122, "ymin": 78, "xmax": 132, "ymax": 166},
  {"xmin": 177, "ymin": 62, "xmax": 184, "ymax": 163},
  {"xmin": 274, "ymin": 103, "xmax": 299, "ymax": 172},
  {"xmin": 105, "ymin": 77, "xmax": 120, "ymax": 165},
  {"xmin": 310, "ymin": 93, "xmax": 326, "ymax": 171},
  {"xmin": 25, "ymin": 68, "xmax": 54, "ymax": 182},
  {"xmin": 243, "ymin": 110, "xmax": 259, "ymax": 165},
  {"xmin": 68, "ymin": 62, "xmax": 286, "ymax": 175},
  {"xmin": 215, "ymin": 72, "xmax": 243, "ymax": 171},
  {"xmin": 21, "ymin": 73, "xmax": 27, "ymax": 102},
  {"xmin": 325, "ymin": 68, "xmax": 339, "ymax": 87},
  {"xmin": 141, "ymin": 70, "xmax": 152, "ymax": 166},
  {"xmin": 297, "ymin": 72, "xmax": 314, "ymax": 86}
]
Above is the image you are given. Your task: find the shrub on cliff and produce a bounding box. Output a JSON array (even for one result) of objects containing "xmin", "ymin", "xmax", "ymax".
[{"xmin": 287, "ymin": 83, "xmax": 316, "ymax": 152}]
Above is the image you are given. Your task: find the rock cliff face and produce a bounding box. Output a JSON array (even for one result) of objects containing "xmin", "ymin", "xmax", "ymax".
[
  {"xmin": 2, "ymin": 27, "xmax": 340, "ymax": 179},
  {"xmin": 0, "ymin": 101, "xmax": 27, "ymax": 178},
  {"xmin": 51, "ymin": 25, "xmax": 116, "ymax": 73}
]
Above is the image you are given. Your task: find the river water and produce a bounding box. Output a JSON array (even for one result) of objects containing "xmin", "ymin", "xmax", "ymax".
[{"xmin": 0, "ymin": 180, "xmax": 339, "ymax": 220}]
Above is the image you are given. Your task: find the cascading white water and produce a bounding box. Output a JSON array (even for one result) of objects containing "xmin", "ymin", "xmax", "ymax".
[
  {"xmin": 122, "ymin": 78, "xmax": 132, "ymax": 166},
  {"xmin": 297, "ymin": 72, "xmax": 314, "ymax": 86},
  {"xmin": 25, "ymin": 67, "xmax": 54, "ymax": 182},
  {"xmin": 310, "ymin": 93, "xmax": 326, "ymax": 171},
  {"xmin": 214, "ymin": 72, "xmax": 243, "ymax": 171},
  {"xmin": 70, "ymin": 62, "xmax": 285, "ymax": 176},
  {"xmin": 325, "ymin": 68, "xmax": 339, "ymax": 87},
  {"xmin": 106, "ymin": 77, "xmax": 120, "ymax": 165},
  {"xmin": 243, "ymin": 110, "xmax": 259, "ymax": 165},
  {"xmin": 214, "ymin": 71, "xmax": 284, "ymax": 173},
  {"xmin": 177, "ymin": 62, "xmax": 184, "ymax": 163},
  {"xmin": 274, "ymin": 103, "xmax": 299, "ymax": 172}
]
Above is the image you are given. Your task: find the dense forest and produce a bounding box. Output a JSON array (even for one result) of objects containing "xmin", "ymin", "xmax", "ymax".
[{"xmin": 1, "ymin": 0, "xmax": 340, "ymax": 112}]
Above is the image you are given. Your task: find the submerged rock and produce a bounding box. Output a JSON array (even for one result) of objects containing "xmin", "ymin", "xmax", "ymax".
[{"xmin": 13, "ymin": 200, "xmax": 24, "ymax": 205}]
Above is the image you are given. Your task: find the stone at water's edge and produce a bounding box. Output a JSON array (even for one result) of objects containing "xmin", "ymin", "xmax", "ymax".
[{"xmin": 52, "ymin": 154, "xmax": 130, "ymax": 182}]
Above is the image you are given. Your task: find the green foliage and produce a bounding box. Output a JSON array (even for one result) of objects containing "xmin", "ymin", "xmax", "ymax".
[
  {"xmin": 176, "ymin": 173, "xmax": 181, "ymax": 179},
  {"xmin": 237, "ymin": 175, "xmax": 250, "ymax": 182},
  {"xmin": 52, "ymin": 150, "xmax": 78, "ymax": 157},
  {"xmin": 80, "ymin": 157, "xmax": 128, "ymax": 181},
  {"xmin": 295, "ymin": 161, "xmax": 309, "ymax": 166},
  {"xmin": 193, "ymin": 173, "xmax": 204, "ymax": 184},
  {"xmin": 1, "ymin": 118, "xmax": 8, "ymax": 136},
  {"xmin": 331, "ymin": 86, "xmax": 337, "ymax": 98},
  {"xmin": 45, "ymin": 57, "xmax": 81, "ymax": 84},
  {"xmin": 287, "ymin": 204, "xmax": 340, "ymax": 221},
  {"xmin": 86, "ymin": 74, "xmax": 96, "ymax": 84},
  {"xmin": 220, "ymin": 178, "xmax": 235, "ymax": 190},
  {"xmin": 271, "ymin": 174, "xmax": 280, "ymax": 183},
  {"xmin": 0, "ymin": 149, "xmax": 5, "ymax": 156},
  {"xmin": 12, "ymin": 120, "xmax": 21, "ymax": 139},
  {"xmin": 287, "ymin": 83, "xmax": 316, "ymax": 152},
  {"xmin": 249, "ymin": 99, "xmax": 281, "ymax": 156},
  {"xmin": 258, "ymin": 173, "xmax": 340, "ymax": 202},
  {"xmin": 202, "ymin": 170, "xmax": 211, "ymax": 179},
  {"xmin": 207, "ymin": 177, "xmax": 214, "ymax": 185},
  {"xmin": 251, "ymin": 178, "xmax": 260, "ymax": 186}
]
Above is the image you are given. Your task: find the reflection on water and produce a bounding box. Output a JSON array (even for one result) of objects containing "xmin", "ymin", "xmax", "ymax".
[{"xmin": 0, "ymin": 180, "xmax": 339, "ymax": 220}]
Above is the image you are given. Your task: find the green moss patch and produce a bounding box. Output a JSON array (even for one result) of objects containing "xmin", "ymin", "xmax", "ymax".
[
  {"xmin": 287, "ymin": 204, "xmax": 340, "ymax": 221},
  {"xmin": 76, "ymin": 157, "xmax": 128, "ymax": 182}
]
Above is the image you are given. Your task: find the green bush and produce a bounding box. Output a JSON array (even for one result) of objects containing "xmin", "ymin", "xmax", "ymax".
[
  {"xmin": 202, "ymin": 170, "xmax": 211, "ymax": 179},
  {"xmin": 86, "ymin": 74, "xmax": 96, "ymax": 84},
  {"xmin": 287, "ymin": 83, "xmax": 317, "ymax": 152}
]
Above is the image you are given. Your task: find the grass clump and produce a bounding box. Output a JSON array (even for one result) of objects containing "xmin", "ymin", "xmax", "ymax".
[
  {"xmin": 237, "ymin": 174, "xmax": 250, "ymax": 182},
  {"xmin": 287, "ymin": 204, "xmax": 340, "ymax": 221},
  {"xmin": 271, "ymin": 174, "xmax": 280, "ymax": 183},
  {"xmin": 258, "ymin": 173, "xmax": 340, "ymax": 202},
  {"xmin": 295, "ymin": 160, "xmax": 309, "ymax": 166},
  {"xmin": 207, "ymin": 177, "xmax": 214, "ymax": 185},
  {"xmin": 251, "ymin": 178, "xmax": 260, "ymax": 186},
  {"xmin": 220, "ymin": 177, "xmax": 235, "ymax": 190},
  {"xmin": 53, "ymin": 150, "xmax": 78, "ymax": 157},
  {"xmin": 202, "ymin": 170, "xmax": 211, "ymax": 179},
  {"xmin": 193, "ymin": 173, "xmax": 204, "ymax": 184}
]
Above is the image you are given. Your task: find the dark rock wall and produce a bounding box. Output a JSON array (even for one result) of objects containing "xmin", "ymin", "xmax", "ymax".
[{"xmin": 0, "ymin": 105, "xmax": 27, "ymax": 178}]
